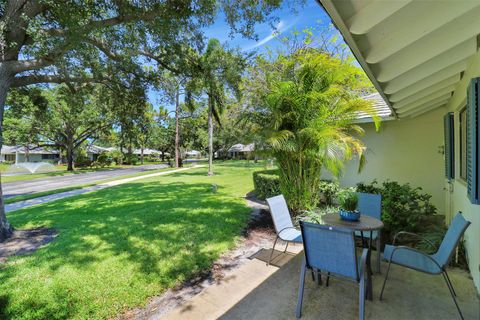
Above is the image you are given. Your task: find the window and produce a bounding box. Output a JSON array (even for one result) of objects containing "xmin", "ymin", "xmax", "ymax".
[
  {"xmin": 4, "ymin": 154, "xmax": 15, "ymax": 162},
  {"xmin": 42, "ymin": 154, "xmax": 57, "ymax": 160},
  {"xmin": 444, "ymin": 112, "xmax": 454, "ymax": 180},
  {"xmin": 459, "ymin": 108, "xmax": 467, "ymax": 181}
]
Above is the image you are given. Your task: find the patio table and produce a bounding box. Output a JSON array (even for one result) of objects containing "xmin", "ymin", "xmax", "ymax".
[{"xmin": 314, "ymin": 213, "xmax": 384, "ymax": 301}]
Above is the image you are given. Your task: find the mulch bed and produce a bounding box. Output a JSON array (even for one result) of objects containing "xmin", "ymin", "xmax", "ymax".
[{"xmin": 0, "ymin": 227, "xmax": 57, "ymax": 263}]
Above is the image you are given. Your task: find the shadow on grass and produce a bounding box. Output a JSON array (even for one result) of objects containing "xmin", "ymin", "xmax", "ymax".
[{"xmin": 0, "ymin": 180, "xmax": 250, "ymax": 319}]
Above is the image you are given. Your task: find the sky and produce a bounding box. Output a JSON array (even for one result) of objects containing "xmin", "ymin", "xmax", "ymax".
[{"xmin": 147, "ymin": 0, "xmax": 337, "ymax": 110}]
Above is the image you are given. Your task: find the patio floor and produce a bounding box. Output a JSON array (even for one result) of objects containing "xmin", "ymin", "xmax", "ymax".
[{"xmin": 163, "ymin": 245, "xmax": 480, "ymax": 320}]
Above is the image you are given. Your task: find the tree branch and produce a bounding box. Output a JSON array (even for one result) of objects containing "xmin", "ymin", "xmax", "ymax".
[{"xmin": 11, "ymin": 74, "xmax": 106, "ymax": 87}]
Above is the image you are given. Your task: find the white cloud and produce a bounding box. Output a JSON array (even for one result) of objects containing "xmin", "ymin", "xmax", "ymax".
[{"xmin": 244, "ymin": 20, "xmax": 294, "ymax": 50}]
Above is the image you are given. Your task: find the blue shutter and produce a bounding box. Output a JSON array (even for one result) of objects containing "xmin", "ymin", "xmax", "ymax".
[
  {"xmin": 466, "ymin": 78, "xmax": 479, "ymax": 204},
  {"xmin": 444, "ymin": 112, "xmax": 454, "ymax": 180}
]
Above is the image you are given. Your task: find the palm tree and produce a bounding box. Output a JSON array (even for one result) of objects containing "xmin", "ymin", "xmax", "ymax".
[
  {"xmin": 189, "ymin": 39, "xmax": 245, "ymax": 175},
  {"xmin": 259, "ymin": 50, "xmax": 380, "ymax": 213}
]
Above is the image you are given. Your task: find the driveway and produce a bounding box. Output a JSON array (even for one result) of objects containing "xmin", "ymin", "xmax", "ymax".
[{"xmin": 2, "ymin": 164, "xmax": 169, "ymax": 198}]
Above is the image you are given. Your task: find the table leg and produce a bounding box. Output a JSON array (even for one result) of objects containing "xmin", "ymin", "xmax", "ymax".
[{"xmin": 366, "ymin": 233, "xmax": 373, "ymax": 301}]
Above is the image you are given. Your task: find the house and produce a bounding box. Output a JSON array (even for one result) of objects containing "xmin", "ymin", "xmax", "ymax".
[
  {"xmin": 0, "ymin": 145, "xmax": 60, "ymax": 163},
  {"xmin": 319, "ymin": 0, "xmax": 480, "ymax": 294},
  {"xmin": 228, "ymin": 143, "xmax": 255, "ymax": 159},
  {"xmin": 185, "ymin": 150, "xmax": 202, "ymax": 159},
  {"xmin": 86, "ymin": 145, "xmax": 110, "ymax": 161}
]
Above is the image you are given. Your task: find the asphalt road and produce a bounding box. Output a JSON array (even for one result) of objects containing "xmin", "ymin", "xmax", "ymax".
[{"xmin": 2, "ymin": 164, "xmax": 169, "ymax": 198}]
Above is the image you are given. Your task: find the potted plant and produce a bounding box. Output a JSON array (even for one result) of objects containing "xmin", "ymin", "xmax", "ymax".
[{"xmin": 338, "ymin": 190, "xmax": 360, "ymax": 221}]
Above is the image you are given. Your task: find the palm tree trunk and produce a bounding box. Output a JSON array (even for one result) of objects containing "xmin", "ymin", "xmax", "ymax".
[{"xmin": 207, "ymin": 96, "xmax": 214, "ymax": 176}]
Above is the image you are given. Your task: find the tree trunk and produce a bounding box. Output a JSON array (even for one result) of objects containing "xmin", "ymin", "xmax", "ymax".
[
  {"xmin": 161, "ymin": 151, "xmax": 165, "ymax": 162},
  {"xmin": 0, "ymin": 65, "xmax": 14, "ymax": 240},
  {"xmin": 175, "ymin": 87, "xmax": 181, "ymax": 168},
  {"xmin": 66, "ymin": 145, "xmax": 74, "ymax": 171},
  {"xmin": 25, "ymin": 146, "xmax": 30, "ymax": 162},
  {"xmin": 141, "ymin": 147, "xmax": 144, "ymax": 164},
  {"xmin": 207, "ymin": 96, "xmax": 214, "ymax": 176}
]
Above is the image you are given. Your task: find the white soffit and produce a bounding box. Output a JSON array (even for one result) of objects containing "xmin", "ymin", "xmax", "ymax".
[{"xmin": 318, "ymin": 0, "xmax": 480, "ymax": 119}]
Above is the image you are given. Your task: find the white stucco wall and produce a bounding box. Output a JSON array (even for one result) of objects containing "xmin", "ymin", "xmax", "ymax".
[
  {"xmin": 323, "ymin": 107, "xmax": 447, "ymax": 217},
  {"xmin": 445, "ymin": 50, "xmax": 480, "ymax": 293}
]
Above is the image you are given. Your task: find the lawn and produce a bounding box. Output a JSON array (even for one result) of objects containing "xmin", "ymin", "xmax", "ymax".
[{"xmin": 0, "ymin": 161, "xmax": 263, "ymax": 319}]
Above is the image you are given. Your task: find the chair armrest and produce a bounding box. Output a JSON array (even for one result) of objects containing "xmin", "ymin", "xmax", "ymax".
[
  {"xmin": 388, "ymin": 246, "xmax": 443, "ymax": 270},
  {"xmin": 278, "ymin": 226, "xmax": 298, "ymax": 237},
  {"xmin": 358, "ymin": 248, "xmax": 368, "ymax": 279},
  {"xmin": 392, "ymin": 231, "xmax": 437, "ymax": 250}
]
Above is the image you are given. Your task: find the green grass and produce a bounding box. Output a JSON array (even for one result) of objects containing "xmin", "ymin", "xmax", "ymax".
[{"xmin": 0, "ymin": 161, "xmax": 263, "ymax": 319}]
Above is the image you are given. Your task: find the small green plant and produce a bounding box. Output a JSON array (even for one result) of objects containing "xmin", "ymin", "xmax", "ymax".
[{"xmin": 338, "ymin": 190, "xmax": 358, "ymax": 212}]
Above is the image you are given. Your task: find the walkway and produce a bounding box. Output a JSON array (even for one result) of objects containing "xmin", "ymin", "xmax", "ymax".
[
  {"xmin": 6, "ymin": 166, "xmax": 199, "ymax": 212},
  {"xmin": 161, "ymin": 250, "xmax": 479, "ymax": 320},
  {"xmin": 3, "ymin": 164, "xmax": 169, "ymax": 198}
]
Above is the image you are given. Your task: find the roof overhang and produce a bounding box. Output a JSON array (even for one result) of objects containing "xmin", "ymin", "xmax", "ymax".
[{"xmin": 317, "ymin": 0, "xmax": 480, "ymax": 119}]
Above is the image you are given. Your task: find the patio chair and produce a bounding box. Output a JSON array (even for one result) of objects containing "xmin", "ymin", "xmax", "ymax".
[
  {"xmin": 296, "ymin": 221, "xmax": 369, "ymax": 320},
  {"xmin": 380, "ymin": 212, "xmax": 471, "ymax": 320},
  {"xmin": 266, "ymin": 195, "xmax": 302, "ymax": 266},
  {"xmin": 355, "ymin": 192, "xmax": 382, "ymax": 273}
]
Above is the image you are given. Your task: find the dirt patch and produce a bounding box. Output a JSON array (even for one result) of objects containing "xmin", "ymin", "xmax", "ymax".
[
  {"xmin": 117, "ymin": 194, "xmax": 277, "ymax": 320},
  {"xmin": 0, "ymin": 227, "xmax": 57, "ymax": 263}
]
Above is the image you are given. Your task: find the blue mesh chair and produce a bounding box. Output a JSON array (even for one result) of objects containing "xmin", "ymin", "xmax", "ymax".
[
  {"xmin": 266, "ymin": 195, "xmax": 302, "ymax": 266},
  {"xmin": 380, "ymin": 212, "xmax": 471, "ymax": 319},
  {"xmin": 296, "ymin": 221, "xmax": 369, "ymax": 320},
  {"xmin": 355, "ymin": 192, "xmax": 382, "ymax": 273}
]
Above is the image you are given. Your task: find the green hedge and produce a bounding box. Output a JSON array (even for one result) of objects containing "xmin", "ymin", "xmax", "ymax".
[{"xmin": 253, "ymin": 169, "xmax": 280, "ymax": 200}]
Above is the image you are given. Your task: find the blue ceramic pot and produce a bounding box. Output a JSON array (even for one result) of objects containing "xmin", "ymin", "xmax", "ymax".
[{"xmin": 339, "ymin": 210, "xmax": 361, "ymax": 221}]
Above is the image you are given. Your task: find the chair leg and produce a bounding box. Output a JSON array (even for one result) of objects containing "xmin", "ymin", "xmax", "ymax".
[
  {"xmin": 284, "ymin": 242, "xmax": 289, "ymax": 253},
  {"xmin": 296, "ymin": 258, "xmax": 307, "ymax": 318},
  {"xmin": 376, "ymin": 236, "xmax": 381, "ymax": 274},
  {"xmin": 379, "ymin": 259, "xmax": 393, "ymax": 300},
  {"xmin": 442, "ymin": 272, "xmax": 464, "ymax": 320},
  {"xmin": 326, "ymin": 272, "xmax": 330, "ymax": 287},
  {"xmin": 316, "ymin": 269, "xmax": 322, "ymax": 286},
  {"xmin": 267, "ymin": 236, "xmax": 279, "ymax": 266},
  {"xmin": 444, "ymin": 270, "xmax": 457, "ymax": 297},
  {"xmin": 359, "ymin": 272, "xmax": 365, "ymax": 320}
]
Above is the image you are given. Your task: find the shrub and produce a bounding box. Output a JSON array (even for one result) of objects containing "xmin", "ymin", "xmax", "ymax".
[
  {"xmin": 253, "ymin": 169, "xmax": 280, "ymax": 200},
  {"xmin": 295, "ymin": 205, "xmax": 339, "ymax": 225},
  {"xmin": 74, "ymin": 155, "xmax": 92, "ymax": 168},
  {"xmin": 96, "ymin": 153, "xmax": 113, "ymax": 168},
  {"xmin": 123, "ymin": 154, "xmax": 139, "ymax": 165},
  {"xmin": 107, "ymin": 150, "xmax": 123, "ymax": 165},
  {"xmin": 357, "ymin": 180, "xmax": 437, "ymax": 242},
  {"xmin": 318, "ymin": 180, "xmax": 340, "ymax": 205}
]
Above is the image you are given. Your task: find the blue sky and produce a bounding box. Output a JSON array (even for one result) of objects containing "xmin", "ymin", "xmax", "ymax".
[{"xmin": 148, "ymin": 0, "xmax": 336, "ymax": 110}]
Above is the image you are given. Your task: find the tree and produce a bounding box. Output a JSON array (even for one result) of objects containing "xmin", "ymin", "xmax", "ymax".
[
  {"xmin": 253, "ymin": 50, "xmax": 380, "ymax": 213},
  {"xmin": 188, "ymin": 39, "xmax": 246, "ymax": 175},
  {"xmin": 8, "ymin": 84, "xmax": 116, "ymax": 170},
  {"xmin": 3, "ymin": 88, "xmax": 46, "ymax": 161},
  {"xmin": 0, "ymin": 0, "xmax": 287, "ymax": 240}
]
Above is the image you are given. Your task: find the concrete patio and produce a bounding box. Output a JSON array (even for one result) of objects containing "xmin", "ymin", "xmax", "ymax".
[{"xmin": 163, "ymin": 247, "xmax": 480, "ymax": 320}]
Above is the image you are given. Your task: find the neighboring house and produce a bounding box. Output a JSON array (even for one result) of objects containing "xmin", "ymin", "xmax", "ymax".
[
  {"xmin": 0, "ymin": 145, "xmax": 60, "ymax": 163},
  {"xmin": 320, "ymin": 0, "xmax": 480, "ymax": 293},
  {"xmin": 228, "ymin": 143, "xmax": 255, "ymax": 159},
  {"xmin": 86, "ymin": 145, "xmax": 110, "ymax": 161},
  {"xmin": 185, "ymin": 150, "xmax": 202, "ymax": 158}
]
